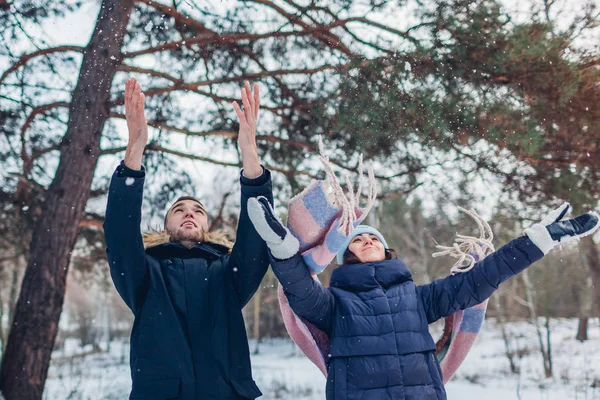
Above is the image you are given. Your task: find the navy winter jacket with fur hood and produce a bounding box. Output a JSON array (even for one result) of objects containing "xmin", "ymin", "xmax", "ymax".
[
  {"xmin": 104, "ymin": 161, "xmax": 273, "ymax": 400},
  {"xmin": 271, "ymin": 236, "xmax": 544, "ymax": 400}
]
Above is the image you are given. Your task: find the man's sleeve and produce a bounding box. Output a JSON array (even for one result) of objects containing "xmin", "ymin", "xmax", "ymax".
[
  {"xmin": 228, "ymin": 167, "xmax": 273, "ymax": 307},
  {"xmin": 103, "ymin": 161, "xmax": 149, "ymax": 315}
]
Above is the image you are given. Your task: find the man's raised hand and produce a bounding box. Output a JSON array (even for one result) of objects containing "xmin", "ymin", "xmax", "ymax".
[
  {"xmin": 233, "ymin": 82, "xmax": 262, "ymax": 179},
  {"xmin": 124, "ymin": 78, "xmax": 148, "ymax": 170}
]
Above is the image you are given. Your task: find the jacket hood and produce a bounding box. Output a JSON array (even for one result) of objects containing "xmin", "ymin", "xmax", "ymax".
[{"xmin": 142, "ymin": 230, "xmax": 233, "ymax": 252}]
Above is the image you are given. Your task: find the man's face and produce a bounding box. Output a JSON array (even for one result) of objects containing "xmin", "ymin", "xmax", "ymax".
[{"xmin": 165, "ymin": 200, "xmax": 209, "ymax": 243}]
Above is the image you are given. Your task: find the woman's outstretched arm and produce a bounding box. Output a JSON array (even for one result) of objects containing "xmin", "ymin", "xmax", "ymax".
[
  {"xmin": 248, "ymin": 196, "xmax": 335, "ymax": 333},
  {"xmin": 418, "ymin": 203, "xmax": 599, "ymax": 323}
]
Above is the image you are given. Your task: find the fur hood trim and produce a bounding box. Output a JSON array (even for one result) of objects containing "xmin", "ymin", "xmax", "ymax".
[{"xmin": 142, "ymin": 230, "xmax": 233, "ymax": 251}]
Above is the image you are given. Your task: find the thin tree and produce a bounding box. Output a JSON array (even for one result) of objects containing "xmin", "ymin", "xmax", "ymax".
[{"xmin": 0, "ymin": 1, "xmax": 135, "ymax": 398}]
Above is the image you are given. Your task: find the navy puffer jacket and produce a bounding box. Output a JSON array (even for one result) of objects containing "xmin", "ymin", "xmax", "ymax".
[{"xmin": 271, "ymin": 236, "xmax": 543, "ymax": 400}]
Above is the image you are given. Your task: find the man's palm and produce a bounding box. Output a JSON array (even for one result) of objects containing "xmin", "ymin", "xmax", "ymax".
[
  {"xmin": 125, "ymin": 78, "xmax": 148, "ymax": 148},
  {"xmin": 233, "ymin": 82, "xmax": 259, "ymax": 154}
]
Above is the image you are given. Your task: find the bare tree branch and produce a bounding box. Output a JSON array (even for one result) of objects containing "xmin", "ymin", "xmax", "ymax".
[
  {"xmin": 124, "ymin": 28, "xmax": 336, "ymax": 58},
  {"xmin": 580, "ymin": 56, "xmax": 600, "ymax": 71},
  {"xmin": 108, "ymin": 112, "xmax": 314, "ymax": 149},
  {"xmin": 110, "ymin": 83, "xmax": 300, "ymax": 113},
  {"xmin": 137, "ymin": 0, "xmax": 211, "ymax": 33},
  {"xmin": 247, "ymin": 0, "xmax": 355, "ymax": 57},
  {"xmin": 181, "ymin": 65, "xmax": 346, "ymax": 86},
  {"xmin": 282, "ymin": 1, "xmax": 420, "ymax": 47},
  {"xmin": 100, "ymin": 144, "xmax": 318, "ymax": 177},
  {"xmin": 117, "ymin": 65, "xmax": 183, "ymax": 83},
  {"xmin": 344, "ymin": 16, "xmax": 421, "ymax": 46},
  {"xmin": 0, "ymin": 46, "xmax": 84, "ymax": 85},
  {"xmin": 376, "ymin": 182, "xmax": 424, "ymax": 200},
  {"xmin": 132, "ymin": 0, "xmax": 352, "ymax": 58},
  {"xmin": 20, "ymin": 101, "xmax": 70, "ymax": 166},
  {"xmin": 141, "ymin": 0, "xmax": 360, "ymax": 62}
]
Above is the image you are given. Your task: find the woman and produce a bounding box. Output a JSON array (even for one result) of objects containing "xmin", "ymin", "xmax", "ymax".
[{"xmin": 247, "ymin": 196, "xmax": 599, "ymax": 400}]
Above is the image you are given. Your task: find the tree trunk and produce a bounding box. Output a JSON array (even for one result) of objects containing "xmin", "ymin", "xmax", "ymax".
[
  {"xmin": 0, "ymin": 1, "xmax": 134, "ymax": 398},
  {"xmin": 494, "ymin": 292, "xmax": 519, "ymax": 373},
  {"xmin": 521, "ymin": 270, "xmax": 552, "ymax": 378},
  {"xmin": 581, "ymin": 235, "xmax": 600, "ymax": 317},
  {"xmin": 545, "ymin": 316, "xmax": 553, "ymax": 378},
  {"xmin": 576, "ymin": 317, "xmax": 588, "ymax": 341},
  {"xmin": 0, "ymin": 283, "xmax": 4, "ymax": 352},
  {"xmin": 576, "ymin": 242, "xmax": 593, "ymax": 341},
  {"xmin": 105, "ymin": 290, "xmax": 112, "ymax": 352},
  {"xmin": 7, "ymin": 257, "xmax": 22, "ymax": 332}
]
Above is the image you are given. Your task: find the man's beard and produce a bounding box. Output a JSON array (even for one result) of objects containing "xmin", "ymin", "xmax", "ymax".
[{"xmin": 168, "ymin": 227, "xmax": 205, "ymax": 243}]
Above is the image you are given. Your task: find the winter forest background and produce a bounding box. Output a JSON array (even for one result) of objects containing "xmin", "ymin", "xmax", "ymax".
[{"xmin": 1, "ymin": 0, "xmax": 600, "ymax": 399}]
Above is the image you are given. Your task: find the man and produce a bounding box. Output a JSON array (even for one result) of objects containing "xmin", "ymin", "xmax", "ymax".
[{"xmin": 103, "ymin": 78, "xmax": 272, "ymax": 399}]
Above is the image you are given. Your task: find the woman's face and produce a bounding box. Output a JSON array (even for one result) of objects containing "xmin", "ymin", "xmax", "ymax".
[{"xmin": 347, "ymin": 233, "xmax": 386, "ymax": 263}]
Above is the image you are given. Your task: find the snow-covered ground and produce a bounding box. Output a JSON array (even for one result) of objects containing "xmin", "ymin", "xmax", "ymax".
[{"xmin": 43, "ymin": 318, "xmax": 600, "ymax": 399}]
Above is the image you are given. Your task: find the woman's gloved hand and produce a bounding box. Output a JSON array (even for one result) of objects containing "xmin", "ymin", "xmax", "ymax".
[
  {"xmin": 524, "ymin": 203, "xmax": 600, "ymax": 255},
  {"xmin": 248, "ymin": 196, "xmax": 299, "ymax": 260}
]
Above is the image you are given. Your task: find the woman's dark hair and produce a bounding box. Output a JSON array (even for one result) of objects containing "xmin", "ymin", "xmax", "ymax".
[{"xmin": 342, "ymin": 247, "xmax": 398, "ymax": 265}]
